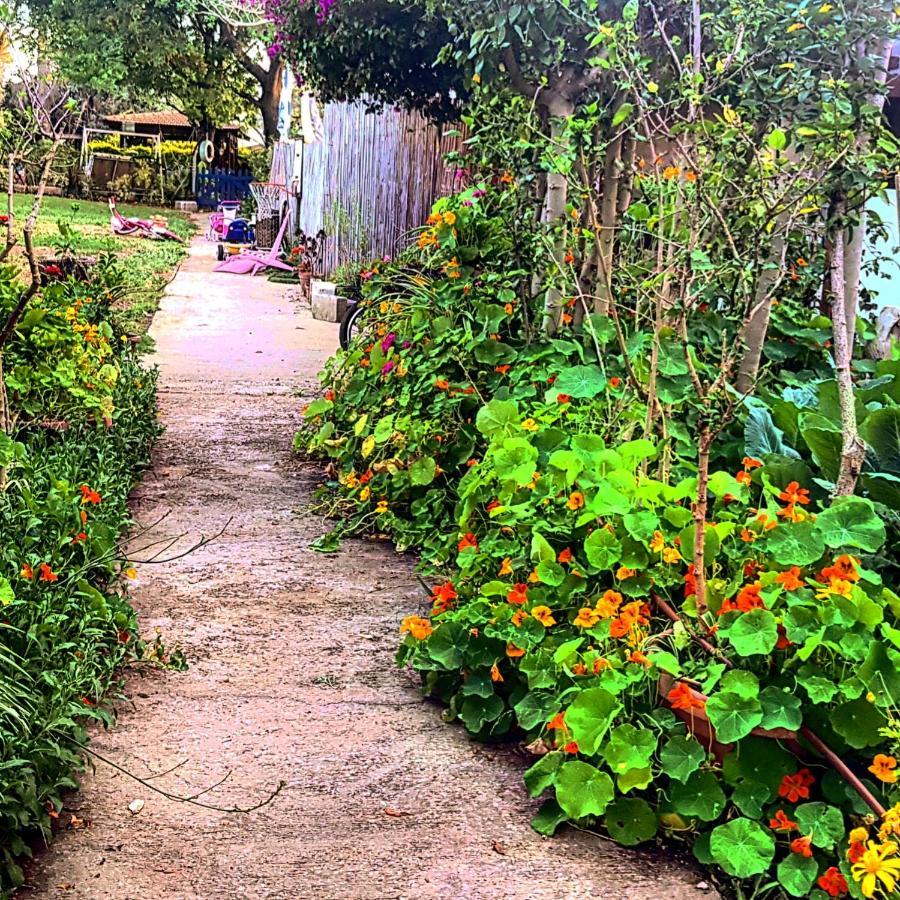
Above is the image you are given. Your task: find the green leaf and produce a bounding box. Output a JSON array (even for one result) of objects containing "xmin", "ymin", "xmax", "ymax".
[
  {"xmin": 536, "ymin": 561, "xmax": 565, "ymax": 586},
  {"xmin": 555, "ymin": 761, "xmax": 615, "ymax": 819},
  {"xmin": 794, "ymin": 802, "xmax": 844, "ymax": 849},
  {"xmin": 659, "ymin": 735, "xmax": 706, "ymax": 783},
  {"xmin": 584, "ymin": 528, "xmax": 621, "ymax": 570},
  {"xmin": 531, "ymin": 532, "xmax": 556, "ymax": 564},
  {"xmin": 515, "ymin": 692, "xmax": 559, "ymax": 731},
  {"xmin": 617, "ymin": 766, "xmax": 652, "ymax": 792},
  {"xmin": 670, "ymin": 770, "xmax": 727, "ymax": 821},
  {"xmin": 554, "ymin": 365, "xmax": 607, "ymax": 399},
  {"xmin": 731, "ymin": 779, "xmax": 771, "ymax": 818},
  {"xmin": 721, "ymin": 670, "xmax": 760, "ymax": 699},
  {"xmin": 425, "ymin": 622, "xmax": 466, "ymax": 669},
  {"xmin": 612, "ymin": 102, "xmax": 634, "ymax": 127},
  {"xmin": 409, "ymin": 456, "xmax": 437, "ymax": 485},
  {"xmin": 705, "ymin": 692, "xmax": 764, "ymax": 742},
  {"xmin": 860, "ymin": 407, "xmax": 900, "ymax": 475},
  {"xmin": 602, "ymin": 724, "xmax": 657, "ymax": 774},
  {"xmin": 548, "ymin": 449, "xmax": 584, "ymax": 484},
  {"xmin": 816, "ymin": 497, "xmax": 886, "ymax": 553},
  {"xmin": 459, "ymin": 695, "xmax": 504, "ymax": 732},
  {"xmin": 0, "ymin": 576, "xmax": 14, "ymax": 607},
  {"xmin": 768, "ymin": 128, "xmax": 788, "ymax": 151},
  {"xmin": 858, "ymin": 641, "xmax": 900, "ymax": 708},
  {"xmin": 476, "ymin": 399, "xmax": 520, "ymax": 438},
  {"xmin": 745, "ymin": 406, "xmax": 799, "ymax": 459},
  {"xmin": 796, "ymin": 665, "xmax": 839, "ymax": 704},
  {"xmin": 524, "ymin": 751, "xmax": 564, "ymax": 796},
  {"xmin": 604, "ymin": 798, "xmax": 657, "ymax": 846},
  {"xmin": 830, "ymin": 698, "xmax": 886, "ymax": 749},
  {"xmin": 727, "ymin": 609, "xmax": 778, "ymax": 656},
  {"xmin": 623, "ymin": 509, "xmax": 659, "ymax": 543},
  {"xmin": 373, "ymin": 414, "xmax": 394, "ymax": 443},
  {"xmin": 565, "ymin": 688, "xmax": 620, "ymax": 754},
  {"xmin": 765, "ymin": 520, "xmax": 826, "ymax": 566},
  {"xmin": 531, "ymin": 798, "xmax": 569, "ymax": 835},
  {"xmin": 777, "ymin": 852, "xmax": 818, "ymax": 897},
  {"xmin": 709, "ymin": 818, "xmax": 775, "ymax": 878},
  {"xmin": 553, "ymin": 637, "xmax": 584, "ymax": 665},
  {"xmin": 759, "ymin": 686, "xmax": 802, "ymax": 731}
]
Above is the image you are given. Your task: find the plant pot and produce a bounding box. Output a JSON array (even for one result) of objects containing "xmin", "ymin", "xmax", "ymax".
[{"xmin": 657, "ymin": 673, "xmax": 802, "ymax": 762}]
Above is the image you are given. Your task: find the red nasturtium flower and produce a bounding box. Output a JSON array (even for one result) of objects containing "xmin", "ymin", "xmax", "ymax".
[
  {"xmin": 791, "ymin": 835, "xmax": 813, "ymax": 858},
  {"xmin": 39, "ymin": 563, "xmax": 58, "ymax": 583},
  {"xmin": 817, "ymin": 867, "xmax": 848, "ymax": 897},
  {"xmin": 547, "ymin": 712, "xmax": 567, "ymax": 731},
  {"xmin": 431, "ymin": 581, "xmax": 457, "ymax": 614},
  {"xmin": 609, "ymin": 376, "xmax": 621, "ymax": 388},
  {"xmin": 769, "ymin": 809, "xmax": 798, "ymax": 832},
  {"xmin": 556, "ymin": 393, "xmax": 572, "ymax": 404},
  {"xmin": 457, "ymin": 532, "xmax": 478, "ymax": 553},
  {"xmin": 821, "ymin": 554, "xmax": 861, "ymax": 583},
  {"xmin": 557, "ymin": 547, "xmax": 573, "ymax": 564},
  {"xmin": 667, "ymin": 681, "xmax": 705, "ymax": 711},
  {"xmin": 684, "ymin": 564, "xmax": 697, "ymax": 598},
  {"xmin": 80, "ymin": 484, "xmax": 101, "ymax": 505},
  {"xmin": 742, "ymin": 456, "xmax": 763, "ymax": 469},
  {"xmin": 779, "ymin": 769, "xmax": 814, "ymax": 802},
  {"xmin": 507, "ymin": 583, "xmax": 529, "ymax": 606},
  {"xmin": 434, "ymin": 378, "xmax": 450, "ymax": 390},
  {"xmin": 562, "ymin": 741, "xmax": 579, "ymax": 754}
]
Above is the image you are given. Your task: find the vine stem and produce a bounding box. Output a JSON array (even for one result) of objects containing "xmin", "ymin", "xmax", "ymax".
[{"xmin": 652, "ymin": 594, "xmax": 886, "ymax": 817}]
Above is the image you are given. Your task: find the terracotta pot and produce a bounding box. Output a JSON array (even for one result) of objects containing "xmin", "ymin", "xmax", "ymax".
[{"xmin": 657, "ymin": 673, "xmax": 803, "ymax": 763}]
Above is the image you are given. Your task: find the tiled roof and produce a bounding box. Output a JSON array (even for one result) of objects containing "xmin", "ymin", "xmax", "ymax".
[{"xmin": 102, "ymin": 111, "xmax": 240, "ymax": 130}]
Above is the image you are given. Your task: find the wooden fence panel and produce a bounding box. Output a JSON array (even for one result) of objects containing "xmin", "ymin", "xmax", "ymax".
[{"xmin": 297, "ymin": 101, "xmax": 464, "ymax": 275}]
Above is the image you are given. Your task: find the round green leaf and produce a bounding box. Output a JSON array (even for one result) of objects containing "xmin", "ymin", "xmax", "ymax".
[
  {"xmin": 409, "ymin": 456, "xmax": 436, "ymax": 485},
  {"xmin": 476, "ymin": 399, "xmax": 520, "ymax": 438},
  {"xmin": 670, "ymin": 770, "xmax": 726, "ymax": 822},
  {"xmin": 602, "ymin": 724, "xmax": 657, "ymax": 774},
  {"xmin": 660, "ymin": 734, "xmax": 706, "ymax": 783},
  {"xmin": 583, "ymin": 527, "xmax": 621, "ymax": 570},
  {"xmin": 759, "ymin": 686, "xmax": 803, "ymax": 731},
  {"xmin": 709, "ymin": 818, "xmax": 775, "ymax": 878},
  {"xmin": 777, "ymin": 851, "xmax": 818, "ymax": 897},
  {"xmin": 727, "ymin": 609, "xmax": 778, "ymax": 656},
  {"xmin": 604, "ymin": 798, "xmax": 658, "ymax": 846},
  {"xmin": 765, "ymin": 520, "xmax": 826, "ymax": 566},
  {"xmin": 553, "ymin": 365, "xmax": 607, "ymax": 399},
  {"xmin": 794, "ymin": 802, "xmax": 844, "ymax": 849},
  {"xmin": 555, "ymin": 761, "xmax": 615, "ymax": 819},
  {"xmin": 830, "ymin": 698, "xmax": 886, "ymax": 748},
  {"xmin": 816, "ymin": 497, "xmax": 886, "ymax": 553},
  {"xmin": 705, "ymin": 692, "xmax": 764, "ymax": 743},
  {"xmin": 565, "ymin": 688, "xmax": 620, "ymax": 755}
]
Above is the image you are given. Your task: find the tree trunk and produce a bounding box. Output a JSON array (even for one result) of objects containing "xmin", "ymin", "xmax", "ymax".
[
  {"xmin": 259, "ymin": 58, "xmax": 285, "ymax": 146},
  {"xmin": 830, "ymin": 202, "xmax": 867, "ymax": 497},
  {"xmin": 541, "ymin": 100, "xmax": 574, "ymax": 334},
  {"xmin": 736, "ymin": 222, "xmax": 788, "ymax": 394},
  {"xmin": 595, "ymin": 123, "xmax": 623, "ymax": 315}
]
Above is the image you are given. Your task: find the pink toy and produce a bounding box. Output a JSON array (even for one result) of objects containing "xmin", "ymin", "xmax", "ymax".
[
  {"xmin": 109, "ymin": 198, "xmax": 182, "ymax": 242},
  {"xmin": 213, "ymin": 211, "xmax": 294, "ymax": 276}
]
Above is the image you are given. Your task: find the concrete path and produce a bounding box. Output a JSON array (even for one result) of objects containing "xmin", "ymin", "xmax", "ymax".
[{"xmin": 24, "ymin": 236, "xmax": 714, "ymax": 899}]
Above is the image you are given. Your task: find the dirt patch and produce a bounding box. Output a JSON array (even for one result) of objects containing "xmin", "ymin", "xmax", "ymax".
[{"xmin": 22, "ymin": 238, "xmax": 717, "ymax": 900}]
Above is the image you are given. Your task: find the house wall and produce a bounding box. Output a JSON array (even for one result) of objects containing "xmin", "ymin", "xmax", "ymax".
[{"xmin": 296, "ymin": 101, "xmax": 464, "ymax": 275}]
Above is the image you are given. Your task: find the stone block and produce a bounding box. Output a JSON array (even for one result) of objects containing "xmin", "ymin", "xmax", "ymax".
[
  {"xmin": 311, "ymin": 292, "xmax": 348, "ymax": 323},
  {"xmin": 175, "ymin": 200, "xmax": 199, "ymax": 213}
]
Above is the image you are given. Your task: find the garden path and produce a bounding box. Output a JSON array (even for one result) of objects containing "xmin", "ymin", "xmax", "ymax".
[{"xmin": 25, "ymin": 234, "xmax": 715, "ymax": 900}]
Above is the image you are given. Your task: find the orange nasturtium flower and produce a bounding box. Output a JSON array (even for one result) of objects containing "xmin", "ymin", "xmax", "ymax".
[
  {"xmin": 567, "ymin": 492, "xmax": 585, "ymax": 511},
  {"xmin": 431, "ymin": 581, "xmax": 457, "ymax": 612},
  {"xmin": 616, "ymin": 566, "xmax": 636, "ymax": 581},
  {"xmin": 457, "ymin": 532, "xmax": 479, "ymax": 553},
  {"xmin": 649, "ymin": 530, "xmax": 666, "ymax": 553},
  {"xmin": 547, "ymin": 712, "xmax": 567, "ymax": 731},
  {"xmin": 21, "ymin": 563, "xmax": 34, "ymax": 580},
  {"xmin": 770, "ymin": 810, "xmax": 798, "ymax": 832},
  {"xmin": 531, "ymin": 606, "xmax": 556, "ymax": 627},
  {"xmin": 490, "ymin": 663, "xmax": 504, "ymax": 683},
  {"xmin": 821, "ymin": 554, "xmax": 861, "ymax": 583},
  {"xmin": 775, "ymin": 566, "xmax": 805, "ymax": 591},
  {"xmin": 434, "ymin": 377, "xmax": 450, "ymax": 390},
  {"xmin": 506, "ymin": 642, "xmax": 525, "ymax": 658},
  {"xmin": 667, "ymin": 681, "xmax": 705, "ymax": 711},
  {"xmin": 562, "ymin": 741, "xmax": 579, "ymax": 754},
  {"xmin": 39, "ymin": 563, "xmax": 58, "ymax": 583},
  {"xmin": 662, "ymin": 547, "xmax": 682, "ymax": 564},
  {"xmin": 558, "ymin": 547, "xmax": 573, "ymax": 564},
  {"xmin": 80, "ymin": 484, "xmax": 101, "ymax": 505},
  {"xmin": 743, "ymin": 456, "xmax": 763, "ymax": 469},
  {"xmin": 507, "ymin": 583, "xmax": 529, "ymax": 606},
  {"xmin": 779, "ymin": 480, "xmax": 811, "ymax": 505},
  {"xmin": 594, "ymin": 589, "xmax": 623, "ymax": 619},
  {"xmin": 573, "ymin": 607, "xmax": 600, "ymax": 629},
  {"xmin": 511, "ymin": 610, "xmax": 529, "ymax": 628},
  {"xmin": 400, "ymin": 615, "xmax": 432, "ymax": 640},
  {"xmin": 817, "ymin": 867, "xmax": 847, "ymax": 898},
  {"xmin": 498, "ymin": 557, "xmax": 513, "ymax": 576},
  {"xmin": 870, "ymin": 755, "xmax": 898, "ymax": 784},
  {"xmin": 791, "ymin": 835, "xmax": 814, "ymax": 858},
  {"xmin": 628, "ymin": 650, "xmax": 651, "ymax": 667}
]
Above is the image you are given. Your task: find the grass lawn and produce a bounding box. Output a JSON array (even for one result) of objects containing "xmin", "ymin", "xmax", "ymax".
[{"xmin": 11, "ymin": 194, "xmax": 195, "ymax": 334}]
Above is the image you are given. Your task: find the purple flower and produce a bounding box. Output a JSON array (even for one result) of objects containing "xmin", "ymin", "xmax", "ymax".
[
  {"xmin": 462, "ymin": 200, "xmax": 473, "ymax": 207},
  {"xmin": 381, "ymin": 333, "xmax": 396, "ymax": 353},
  {"xmin": 381, "ymin": 361, "xmax": 395, "ymax": 375},
  {"xmin": 267, "ymin": 43, "xmax": 282, "ymax": 57},
  {"xmin": 473, "ymin": 189, "xmax": 486, "ymax": 198},
  {"xmin": 401, "ymin": 340, "xmax": 411, "ymax": 350}
]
